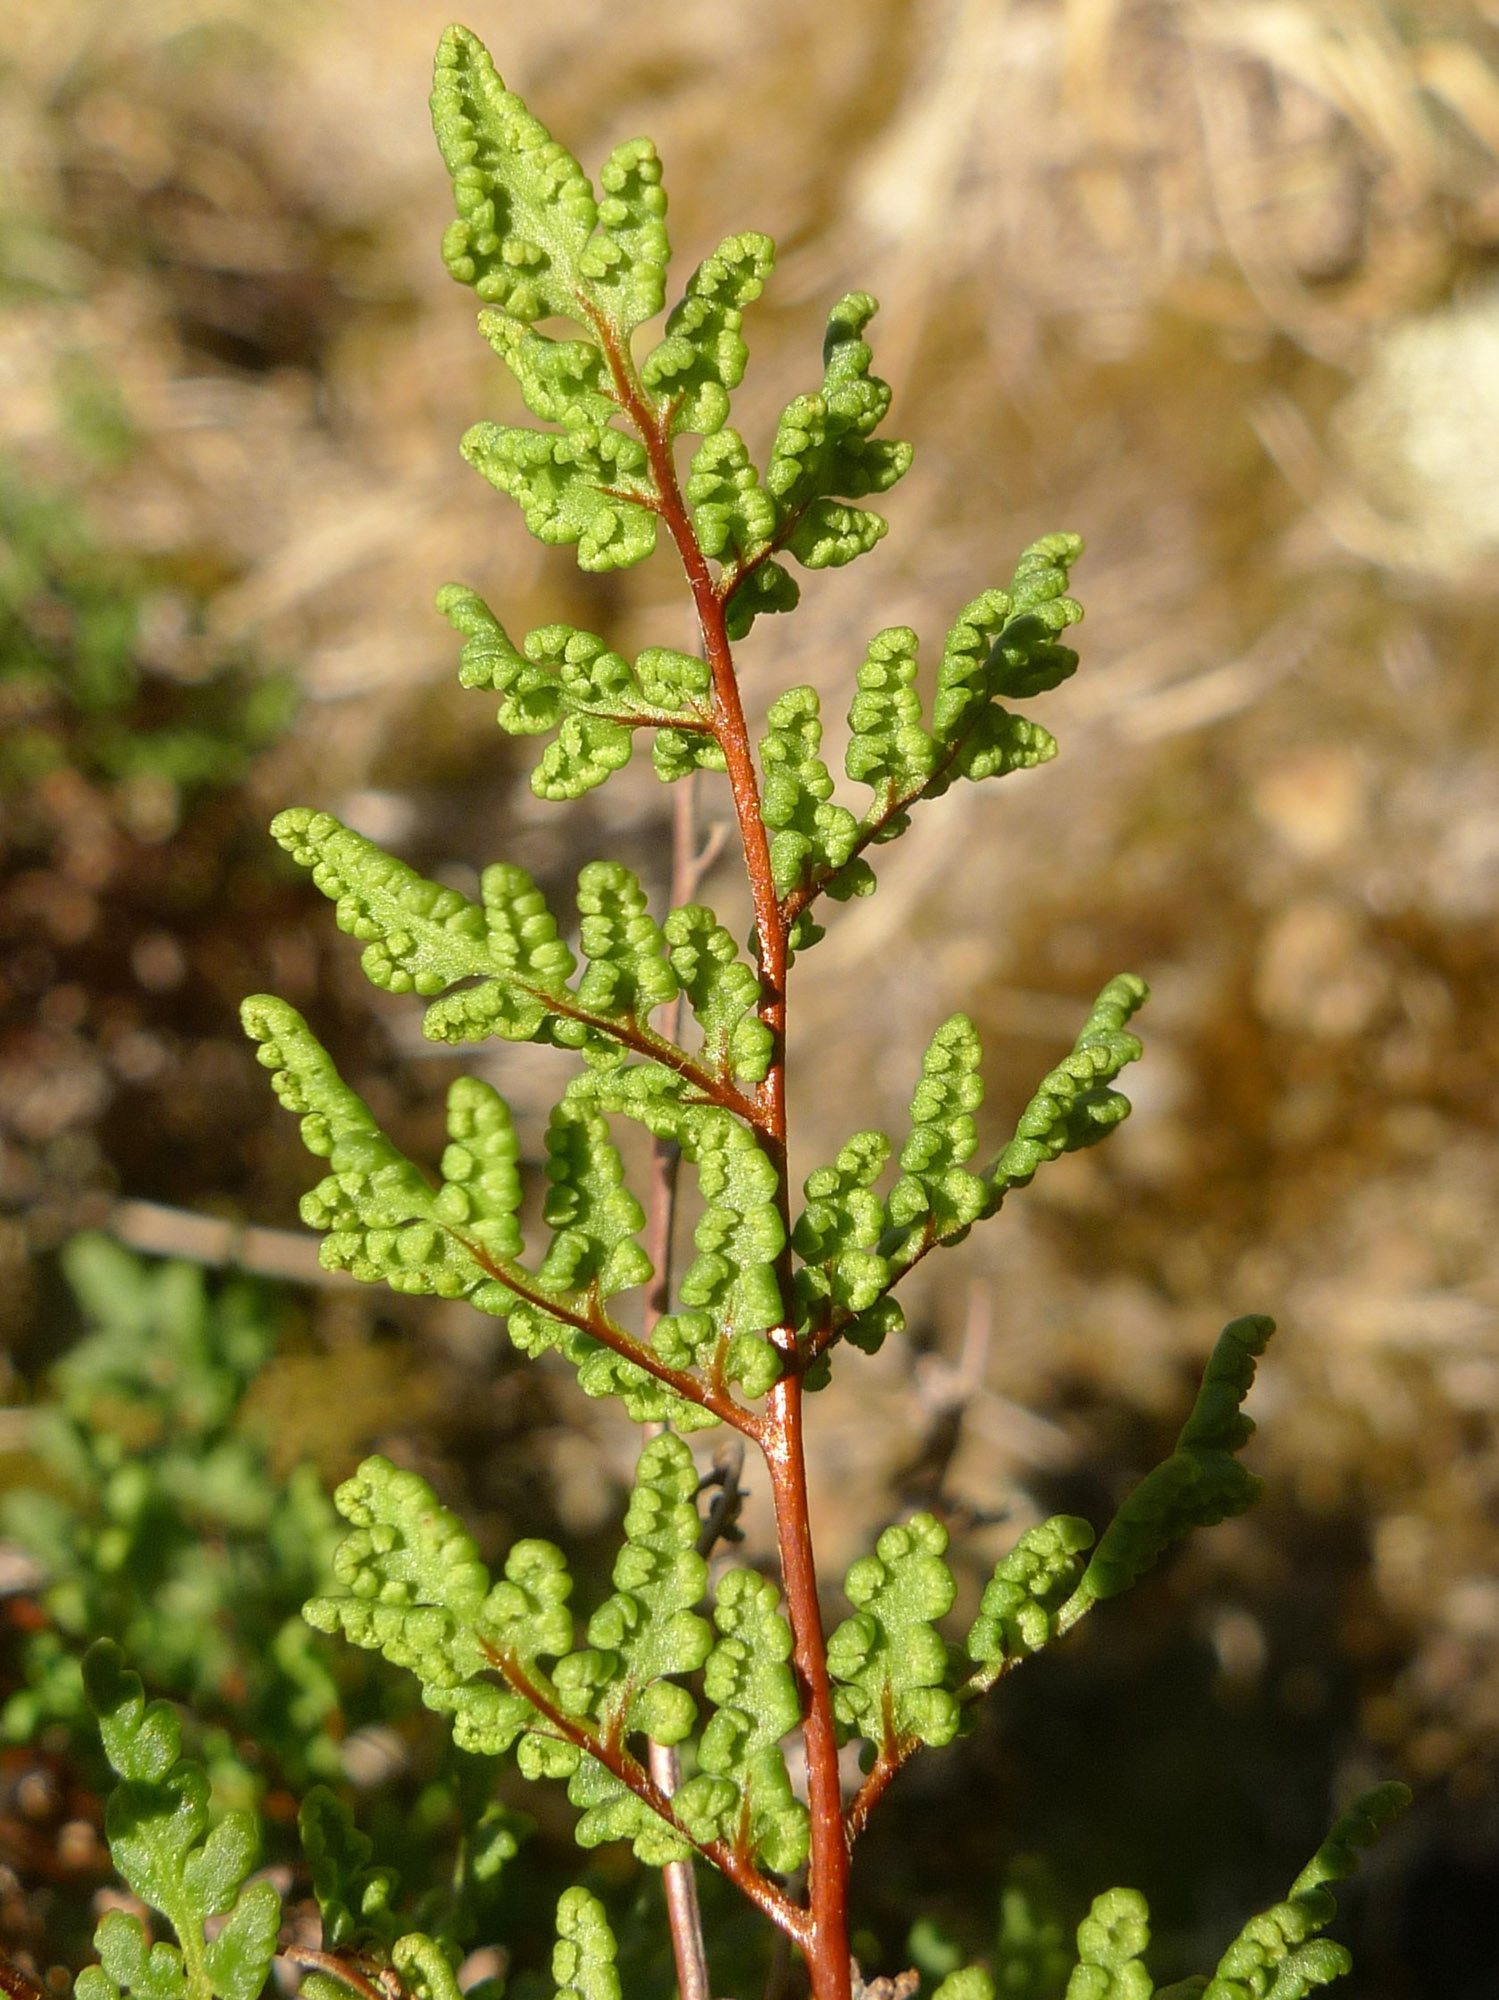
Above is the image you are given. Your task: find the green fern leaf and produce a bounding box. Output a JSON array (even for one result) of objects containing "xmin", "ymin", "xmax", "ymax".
[
  {"xmin": 297, "ymin": 1785, "xmax": 400, "ymax": 1951},
  {"xmin": 556, "ymin": 1433, "xmax": 711, "ymax": 1749},
  {"xmin": 550, "ymin": 1887, "xmax": 623, "ymax": 2000},
  {"xmin": 845, "ymin": 625, "xmax": 937, "ymax": 829},
  {"xmin": 538, "ymin": 1096, "xmax": 653, "ymax": 1297},
  {"xmin": 723, "ymin": 555, "xmax": 802, "ymax": 643},
  {"xmin": 575, "ymin": 861, "xmax": 679, "ymax": 1020},
  {"xmin": 792, "ymin": 1129, "xmax": 893, "ymax": 1333},
  {"xmin": 242, "ymin": 998, "xmax": 524, "ymax": 1298},
  {"xmin": 461, "ymin": 419, "xmax": 657, "ymax": 573},
  {"xmin": 245, "ymin": 1000, "xmax": 714, "ymax": 1428},
  {"xmin": 985, "ymin": 976, "xmax": 1149, "ymax": 1212},
  {"xmin": 476, "ymin": 318, "xmax": 616, "ymax": 429},
  {"xmin": 1064, "ymin": 1317, "xmax": 1276, "ymax": 1617},
  {"xmin": 439, "ymin": 586, "xmax": 716, "ymax": 799},
  {"xmin": 677, "ymin": 1567, "xmax": 809, "ymax": 1872},
  {"xmin": 391, "ymin": 1936, "xmax": 465, "ymax": 2000},
  {"xmin": 887, "ymin": 1014, "xmax": 987, "ymax": 1252},
  {"xmin": 431, "ymin": 26, "xmax": 597, "ymax": 324},
  {"xmin": 641, "ymin": 232, "xmax": 775, "ymax": 436},
  {"xmin": 765, "ymin": 293, "xmax": 912, "ymax": 570},
  {"xmin": 688, "ymin": 428, "xmax": 777, "ymax": 561},
  {"xmin": 78, "ymin": 1642, "xmax": 281, "ymax": 2000},
  {"xmin": 664, "ymin": 903, "xmax": 773, "ymax": 1085},
  {"xmin": 265, "ymin": 810, "xmax": 576, "ymax": 1044},
  {"xmin": 1066, "ymin": 1889, "xmax": 1153, "ymax": 2000},
  {"xmin": 1199, "ymin": 1785, "xmax": 1409, "ymax": 2000},
  {"xmin": 759, "ymin": 686, "xmax": 863, "ymax": 899},
  {"xmin": 827, "ymin": 1513, "xmax": 960, "ymax": 1750},
  {"xmin": 581, "ymin": 137, "xmax": 670, "ymax": 331},
  {"xmin": 557, "ymin": 1071, "xmax": 783, "ymax": 1394},
  {"xmin": 303, "ymin": 1455, "xmax": 574, "ymax": 1756},
  {"xmin": 966, "ymin": 1516, "xmax": 1096, "ymax": 1683},
  {"xmin": 676, "ymin": 1107, "xmax": 787, "ymax": 1354},
  {"xmin": 929, "ymin": 537, "xmax": 1083, "ymax": 787}
]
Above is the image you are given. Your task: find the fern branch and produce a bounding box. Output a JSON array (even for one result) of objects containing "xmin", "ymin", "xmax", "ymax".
[{"xmin": 480, "ymin": 1641, "xmax": 807, "ymax": 1942}]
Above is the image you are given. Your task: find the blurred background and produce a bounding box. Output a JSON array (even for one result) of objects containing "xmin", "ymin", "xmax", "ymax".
[{"xmin": 3, "ymin": 0, "xmax": 1499, "ymax": 1994}]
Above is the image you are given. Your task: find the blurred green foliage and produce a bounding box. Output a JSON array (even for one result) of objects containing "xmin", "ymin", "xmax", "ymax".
[
  {"xmin": 0, "ymin": 461, "xmax": 294, "ymax": 813},
  {"xmin": 1, "ymin": 1237, "xmax": 346, "ymax": 1803}
]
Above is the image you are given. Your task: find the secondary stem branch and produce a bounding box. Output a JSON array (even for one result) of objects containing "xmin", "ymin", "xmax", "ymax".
[{"xmin": 486, "ymin": 1645, "xmax": 807, "ymax": 1943}]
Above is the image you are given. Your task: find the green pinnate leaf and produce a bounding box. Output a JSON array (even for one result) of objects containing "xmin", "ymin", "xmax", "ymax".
[
  {"xmin": 680, "ymin": 1567, "xmax": 809, "ymax": 1872},
  {"xmin": 87, "ymin": 1910, "xmax": 185, "ymax": 2000},
  {"xmin": 551, "ymin": 1888, "xmax": 623, "ymax": 2000},
  {"xmin": 792, "ymin": 1129, "xmax": 893, "ymax": 1329},
  {"xmin": 677, "ymin": 1108, "xmax": 787, "ymax": 1346},
  {"xmin": 460, "ymin": 418, "xmax": 657, "ymax": 573},
  {"xmin": 477, "ymin": 318, "xmax": 615, "ymax": 429},
  {"xmin": 298, "ymin": 1785, "xmax": 399, "ymax": 1950},
  {"xmin": 641, "ymin": 232, "xmax": 775, "ymax": 436},
  {"xmin": 759, "ymin": 686, "xmax": 860, "ymax": 899},
  {"xmin": 965, "ymin": 1517, "xmax": 1096, "ymax": 1680},
  {"xmin": 571, "ymin": 1340, "xmax": 721, "ymax": 1433},
  {"xmin": 664, "ymin": 902, "xmax": 772, "ymax": 1084},
  {"xmin": 887, "ymin": 1014, "xmax": 987, "ymax": 1249},
  {"xmin": 786, "ymin": 499, "xmax": 889, "ymax": 571},
  {"xmin": 392, "ymin": 1936, "xmax": 465, "ymax": 2000},
  {"xmin": 828, "ymin": 1512, "xmax": 960, "ymax": 1750},
  {"xmin": 556, "ymin": 1072, "xmax": 784, "ymax": 1358},
  {"xmin": 652, "ymin": 723, "xmax": 731, "ymax": 783},
  {"xmin": 243, "ymin": 999, "xmax": 526, "ymax": 1300},
  {"xmin": 1064, "ymin": 1317, "xmax": 1276, "ymax": 1618},
  {"xmin": 303, "ymin": 1455, "xmax": 573, "ymax": 1757},
  {"xmin": 179, "ymin": 1815, "xmax": 257, "ymax": 1921},
  {"xmin": 998, "ymin": 532, "xmax": 1089, "ymax": 690},
  {"xmin": 1066, "ymin": 1889, "xmax": 1154, "ymax": 2000},
  {"xmin": 985, "ymin": 976, "xmax": 1148, "ymax": 1211},
  {"xmin": 539, "ymin": 1097, "xmax": 653, "ymax": 1298},
  {"xmin": 82, "ymin": 1638, "xmax": 179, "ymax": 1783},
  {"xmin": 201, "ymin": 1884, "xmax": 281, "ymax": 2000},
  {"xmin": 766, "ymin": 293, "xmax": 912, "ymax": 567},
  {"xmin": 1199, "ymin": 1785, "xmax": 1409, "ymax": 2000},
  {"xmin": 266, "ymin": 810, "xmax": 576, "ymax": 1044},
  {"xmin": 537, "ymin": 714, "xmax": 636, "ymax": 803},
  {"xmin": 575, "ymin": 861, "xmax": 678, "ymax": 1021},
  {"xmin": 952, "ymin": 708, "xmax": 1058, "ymax": 784},
  {"xmin": 81, "ymin": 1642, "xmax": 280, "ymax": 2000},
  {"xmin": 723, "ymin": 555, "xmax": 801, "ymax": 642},
  {"xmin": 845, "ymin": 625, "xmax": 937, "ymax": 819},
  {"xmin": 688, "ymin": 428, "xmax": 776, "ymax": 561},
  {"xmin": 439, "ymin": 587, "xmax": 716, "ymax": 799},
  {"xmin": 561, "ymin": 1435, "xmax": 712, "ymax": 1745},
  {"xmin": 580, "ymin": 137, "xmax": 670, "ymax": 331},
  {"xmin": 564, "ymin": 1752, "xmax": 690, "ymax": 1865},
  {"xmin": 432, "ymin": 27, "xmax": 596, "ymax": 323},
  {"xmin": 931, "ymin": 538, "xmax": 1083, "ymax": 740}
]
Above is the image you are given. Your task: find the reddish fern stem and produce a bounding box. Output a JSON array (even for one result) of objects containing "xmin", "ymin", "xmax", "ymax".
[{"xmin": 588, "ymin": 312, "xmax": 854, "ymax": 2000}]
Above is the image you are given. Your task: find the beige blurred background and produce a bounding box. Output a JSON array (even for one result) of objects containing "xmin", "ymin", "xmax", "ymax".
[{"xmin": 4, "ymin": 0, "xmax": 1499, "ymax": 1988}]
